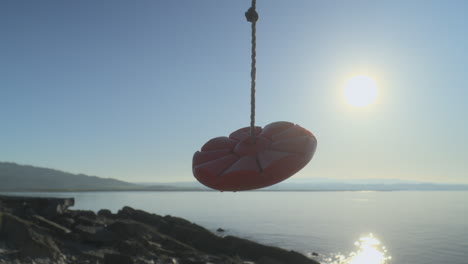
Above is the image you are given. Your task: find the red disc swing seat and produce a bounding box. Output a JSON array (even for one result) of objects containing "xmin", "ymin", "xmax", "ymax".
[
  {"xmin": 193, "ymin": 121, "xmax": 317, "ymax": 191},
  {"xmin": 192, "ymin": 1, "xmax": 317, "ymax": 191}
]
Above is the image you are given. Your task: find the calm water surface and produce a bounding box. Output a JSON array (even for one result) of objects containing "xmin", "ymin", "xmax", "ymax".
[{"xmin": 3, "ymin": 191, "xmax": 467, "ymax": 264}]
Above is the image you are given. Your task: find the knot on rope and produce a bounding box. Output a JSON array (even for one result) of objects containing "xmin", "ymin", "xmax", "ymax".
[{"xmin": 245, "ymin": 7, "xmax": 259, "ymax": 23}]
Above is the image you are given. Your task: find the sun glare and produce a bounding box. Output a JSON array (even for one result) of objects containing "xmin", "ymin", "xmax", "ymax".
[
  {"xmin": 323, "ymin": 234, "xmax": 391, "ymax": 264},
  {"xmin": 343, "ymin": 76, "xmax": 378, "ymax": 107}
]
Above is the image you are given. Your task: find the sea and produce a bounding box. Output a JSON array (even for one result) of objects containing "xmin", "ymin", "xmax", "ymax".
[{"xmin": 2, "ymin": 191, "xmax": 467, "ymax": 264}]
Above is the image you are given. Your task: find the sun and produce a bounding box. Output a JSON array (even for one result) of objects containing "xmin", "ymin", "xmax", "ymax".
[{"xmin": 343, "ymin": 75, "xmax": 378, "ymax": 107}]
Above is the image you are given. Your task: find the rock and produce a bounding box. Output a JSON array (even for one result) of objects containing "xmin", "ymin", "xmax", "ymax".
[
  {"xmin": 177, "ymin": 258, "xmax": 206, "ymax": 264},
  {"xmin": 116, "ymin": 206, "xmax": 165, "ymax": 228},
  {"xmin": 0, "ymin": 212, "xmax": 61, "ymax": 258},
  {"xmin": 74, "ymin": 224, "xmax": 117, "ymax": 245},
  {"xmin": 257, "ymin": 256, "xmax": 284, "ymax": 264},
  {"xmin": 222, "ymin": 236, "xmax": 319, "ymax": 264},
  {"xmin": 107, "ymin": 220, "xmax": 153, "ymax": 240},
  {"xmin": 113, "ymin": 220, "xmax": 196, "ymax": 255},
  {"xmin": 104, "ymin": 253, "xmax": 133, "ymax": 264},
  {"xmin": 32, "ymin": 214, "xmax": 71, "ymax": 234},
  {"xmin": 112, "ymin": 207, "xmax": 319, "ymax": 264},
  {"xmin": 80, "ymin": 210, "xmax": 97, "ymax": 219},
  {"xmin": 216, "ymin": 228, "xmax": 225, "ymax": 232},
  {"xmin": 0, "ymin": 195, "xmax": 74, "ymax": 219},
  {"xmin": 75, "ymin": 215, "xmax": 98, "ymax": 226},
  {"xmin": 114, "ymin": 239, "xmax": 145, "ymax": 256},
  {"xmin": 0, "ymin": 196, "xmax": 319, "ymax": 264},
  {"xmin": 55, "ymin": 217, "xmax": 75, "ymax": 228},
  {"xmin": 98, "ymin": 209, "xmax": 112, "ymax": 218},
  {"xmin": 159, "ymin": 215, "xmax": 226, "ymax": 253}
]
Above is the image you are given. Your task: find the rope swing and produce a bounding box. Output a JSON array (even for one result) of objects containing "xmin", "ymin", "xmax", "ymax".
[
  {"xmin": 192, "ymin": 1, "xmax": 317, "ymax": 191},
  {"xmin": 245, "ymin": 0, "xmax": 259, "ymax": 145}
]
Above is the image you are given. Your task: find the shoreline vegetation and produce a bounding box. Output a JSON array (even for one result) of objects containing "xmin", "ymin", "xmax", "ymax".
[{"xmin": 0, "ymin": 195, "xmax": 320, "ymax": 264}]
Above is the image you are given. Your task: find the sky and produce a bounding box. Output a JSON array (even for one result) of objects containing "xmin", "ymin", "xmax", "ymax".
[{"xmin": 1, "ymin": 0, "xmax": 467, "ymax": 184}]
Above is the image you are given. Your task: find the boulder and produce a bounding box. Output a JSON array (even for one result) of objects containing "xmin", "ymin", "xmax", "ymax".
[
  {"xmin": 107, "ymin": 219, "xmax": 154, "ymax": 240},
  {"xmin": 77, "ymin": 210, "xmax": 97, "ymax": 220},
  {"xmin": 257, "ymin": 256, "xmax": 284, "ymax": 264},
  {"xmin": 116, "ymin": 206, "xmax": 165, "ymax": 228},
  {"xmin": 0, "ymin": 195, "xmax": 74, "ymax": 219},
  {"xmin": 160, "ymin": 215, "xmax": 225, "ymax": 253},
  {"xmin": 107, "ymin": 219, "xmax": 195, "ymax": 254},
  {"xmin": 32, "ymin": 215, "xmax": 71, "ymax": 234},
  {"xmin": 104, "ymin": 253, "xmax": 133, "ymax": 264},
  {"xmin": 223, "ymin": 236, "xmax": 319, "ymax": 264},
  {"xmin": 75, "ymin": 215, "xmax": 98, "ymax": 226},
  {"xmin": 0, "ymin": 212, "xmax": 61, "ymax": 258},
  {"xmin": 74, "ymin": 224, "xmax": 116, "ymax": 245},
  {"xmin": 98, "ymin": 209, "xmax": 113, "ymax": 218},
  {"xmin": 55, "ymin": 217, "xmax": 75, "ymax": 228}
]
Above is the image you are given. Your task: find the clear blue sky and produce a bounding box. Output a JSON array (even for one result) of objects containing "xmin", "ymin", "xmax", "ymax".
[{"xmin": 1, "ymin": 0, "xmax": 467, "ymax": 183}]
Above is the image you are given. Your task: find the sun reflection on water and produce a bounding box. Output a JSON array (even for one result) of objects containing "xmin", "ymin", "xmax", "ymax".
[{"xmin": 321, "ymin": 234, "xmax": 392, "ymax": 264}]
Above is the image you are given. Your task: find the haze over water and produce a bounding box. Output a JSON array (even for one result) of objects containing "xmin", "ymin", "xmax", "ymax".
[{"xmin": 4, "ymin": 191, "xmax": 467, "ymax": 264}]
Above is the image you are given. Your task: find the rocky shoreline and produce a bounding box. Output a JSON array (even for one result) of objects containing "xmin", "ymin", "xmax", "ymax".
[{"xmin": 0, "ymin": 195, "xmax": 320, "ymax": 264}]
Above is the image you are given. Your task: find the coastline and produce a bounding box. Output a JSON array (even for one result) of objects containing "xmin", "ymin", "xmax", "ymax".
[{"xmin": 0, "ymin": 195, "xmax": 320, "ymax": 264}]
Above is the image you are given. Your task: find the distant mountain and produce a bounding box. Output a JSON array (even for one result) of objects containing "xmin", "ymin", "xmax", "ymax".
[
  {"xmin": 138, "ymin": 178, "xmax": 468, "ymax": 191},
  {"xmin": 136, "ymin": 181, "xmax": 210, "ymax": 190},
  {"xmin": 2, "ymin": 162, "xmax": 467, "ymax": 192},
  {"xmin": 0, "ymin": 162, "xmax": 137, "ymax": 191},
  {"xmin": 262, "ymin": 179, "xmax": 468, "ymax": 191}
]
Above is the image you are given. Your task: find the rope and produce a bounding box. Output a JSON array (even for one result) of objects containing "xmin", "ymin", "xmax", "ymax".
[{"xmin": 245, "ymin": 0, "xmax": 258, "ymax": 144}]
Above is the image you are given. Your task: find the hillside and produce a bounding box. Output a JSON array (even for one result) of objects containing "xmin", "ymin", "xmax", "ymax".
[
  {"xmin": 2, "ymin": 162, "xmax": 467, "ymax": 192},
  {"xmin": 0, "ymin": 162, "xmax": 137, "ymax": 191}
]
